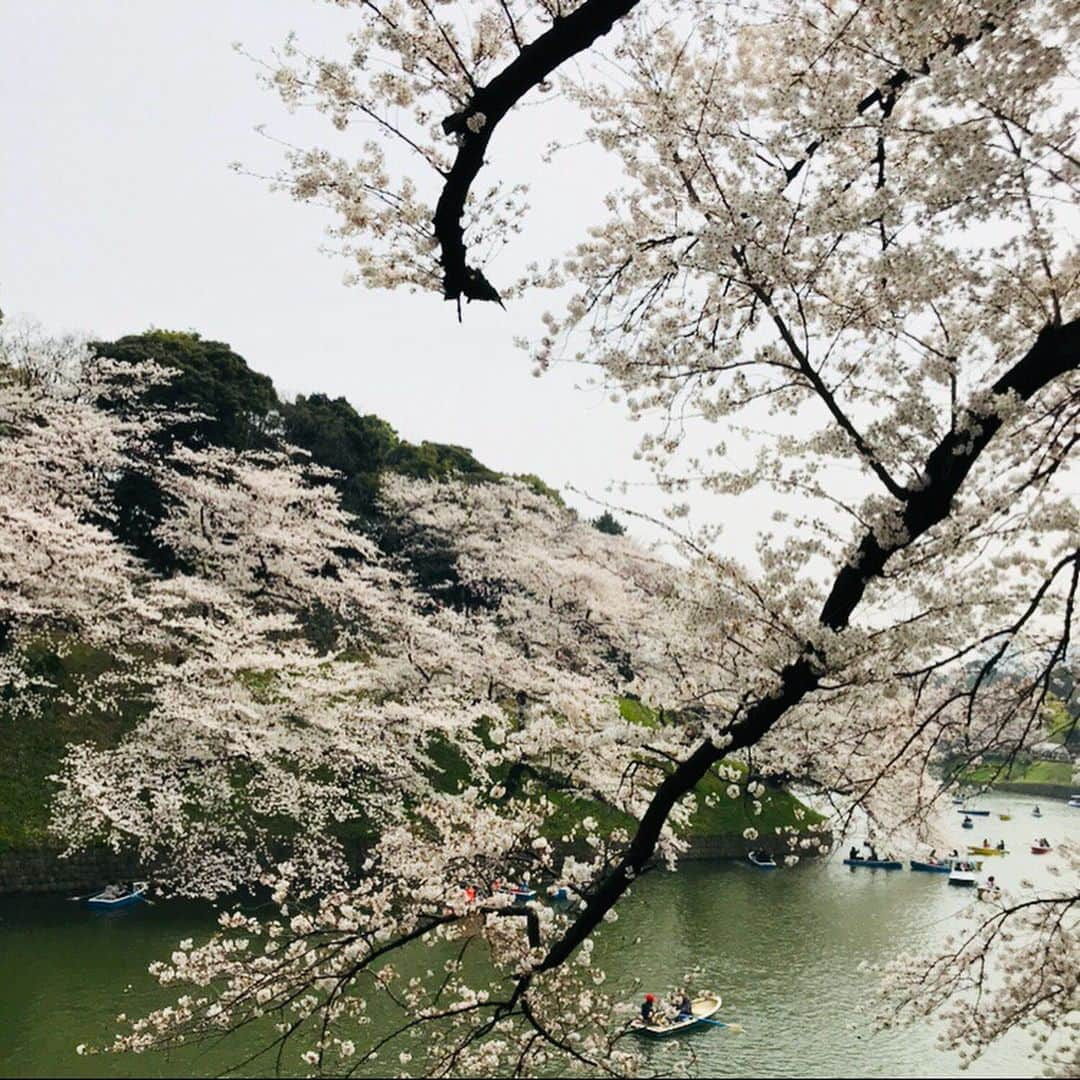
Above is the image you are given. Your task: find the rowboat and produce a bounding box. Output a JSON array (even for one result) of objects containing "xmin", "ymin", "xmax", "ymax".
[
  {"xmin": 976, "ymin": 883, "xmax": 1002, "ymax": 901},
  {"xmin": 499, "ymin": 886, "xmax": 537, "ymax": 902},
  {"xmin": 998, "ymin": 813, "xmax": 1011, "ymax": 821},
  {"xmin": 86, "ymin": 882, "xmax": 148, "ymax": 909},
  {"xmin": 1068, "ymin": 796, "xmax": 1080, "ymax": 809},
  {"xmin": 948, "ymin": 860, "xmax": 982, "ymax": 887},
  {"xmin": 747, "ymin": 851, "xmax": 777, "ymax": 869},
  {"xmin": 1033, "ymin": 808, "xmax": 1043, "ymax": 818},
  {"xmin": 961, "ymin": 818, "xmax": 974, "ymax": 829},
  {"xmin": 631, "ymin": 993, "xmax": 722, "ymax": 1038},
  {"xmin": 1031, "ymin": 844, "xmax": 1051, "ymax": 855},
  {"xmin": 967, "ymin": 846, "xmax": 1007, "ymax": 857},
  {"xmin": 958, "ymin": 809, "xmax": 990, "ymax": 816},
  {"xmin": 843, "ymin": 858, "xmax": 902, "ymax": 870},
  {"xmin": 910, "ymin": 860, "xmax": 951, "ymax": 873},
  {"xmin": 547, "ymin": 886, "xmax": 569, "ymax": 902}
]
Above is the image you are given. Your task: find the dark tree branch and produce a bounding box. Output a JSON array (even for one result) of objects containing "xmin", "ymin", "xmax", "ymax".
[
  {"xmin": 511, "ymin": 316, "xmax": 1080, "ymax": 992},
  {"xmin": 784, "ymin": 22, "xmax": 995, "ymax": 186},
  {"xmin": 435, "ymin": 0, "xmax": 642, "ymax": 306}
]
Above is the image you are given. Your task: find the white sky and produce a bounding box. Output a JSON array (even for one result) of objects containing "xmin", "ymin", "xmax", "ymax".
[{"xmin": 2, "ymin": 2, "xmax": 692, "ymax": 527}]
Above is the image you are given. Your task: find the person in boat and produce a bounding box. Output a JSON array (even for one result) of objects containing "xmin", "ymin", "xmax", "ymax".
[
  {"xmin": 949, "ymin": 848, "xmax": 959, "ymax": 858},
  {"xmin": 675, "ymin": 991, "xmax": 693, "ymax": 1020},
  {"xmin": 869, "ymin": 845, "xmax": 879, "ymax": 861},
  {"xmin": 1040, "ymin": 837, "xmax": 1050, "ymax": 848},
  {"xmin": 982, "ymin": 837, "xmax": 989, "ymax": 847},
  {"xmin": 849, "ymin": 846, "xmax": 861, "ymax": 861},
  {"xmin": 996, "ymin": 839, "xmax": 1006, "ymax": 851},
  {"xmin": 641, "ymin": 994, "xmax": 657, "ymax": 1024}
]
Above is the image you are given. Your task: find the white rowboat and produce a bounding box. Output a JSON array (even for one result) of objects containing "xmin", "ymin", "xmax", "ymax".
[{"xmin": 631, "ymin": 993, "xmax": 722, "ymax": 1038}]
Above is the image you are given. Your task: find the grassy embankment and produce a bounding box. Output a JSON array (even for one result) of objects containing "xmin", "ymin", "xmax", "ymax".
[
  {"xmin": 0, "ymin": 644, "xmax": 144, "ymax": 852},
  {"xmin": 1, "ymin": 655, "xmax": 822, "ymax": 855},
  {"xmin": 464, "ymin": 698, "xmax": 824, "ymax": 845},
  {"xmin": 959, "ymin": 758, "xmax": 1074, "ymax": 796}
]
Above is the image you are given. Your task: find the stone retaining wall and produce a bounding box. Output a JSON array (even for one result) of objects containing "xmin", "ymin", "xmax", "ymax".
[
  {"xmin": 0, "ymin": 831, "xmax": 831, "ymax": 896},
  {"xmin": 990, "ymin": 781, "xmax": 1075, "ymax": 800},
  {"xmin": 0, "ymin": 848, "xmax": 142, "ymax": 896},
  {"xmin": 683, "ymin": 832, "xmax": 831, "ymax": 861}
]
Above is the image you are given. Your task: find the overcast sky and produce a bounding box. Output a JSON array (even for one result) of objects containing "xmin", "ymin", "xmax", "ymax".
[{"xmin": 3, "ymin": 4, "xmax": 665, "ymax": 508}]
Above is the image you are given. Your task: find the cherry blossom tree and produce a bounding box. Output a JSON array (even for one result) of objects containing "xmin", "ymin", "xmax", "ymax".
[
  {"xmin": 4, "ymin": 0, "xmax": 1078, "ymax": 1072},
  {"xmin": 239, "ymin": 0, "xmax": 1077, "ymax": 1070}
]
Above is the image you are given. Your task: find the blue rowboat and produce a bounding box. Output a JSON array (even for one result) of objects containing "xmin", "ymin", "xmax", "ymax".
[
  {"xmin": 631, "ymin": 993, "xmax": 722, "ymax": 1038},
  {"xmin": 499, "ymin": 886, "xmax": 536, "ymax": 903},
  {"xmin": 86, "ymin": 882, "xmax": 148, "ymax": 909},
  {"xmin": 959, "ymin": 809, "xmax": 990, "ymax": 816},
  {"xmin": 843, "ymin": 858, "xmax": 902, "ymax": 870},
  {"xmin": 547, "ymin": 886, "xmax": 569, "ymax": 902},
  {"xmin": 910, "ymin": 860, "xmax": 951, "ymax": 873}
]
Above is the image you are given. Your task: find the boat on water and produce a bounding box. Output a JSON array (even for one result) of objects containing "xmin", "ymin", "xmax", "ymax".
[
  {"xmin": 843, "ymin": 857, "xmax": 902, "ymax": 870},
  {"xmin": 999, "ymin": 813, "xmax": 1012, "ymax": 821},
  {"xmin": 631, "ymin": 993, "xmax": 723, "ymax": 1038},
  {"xmin": 1031, "ymin": 842, "xmax": 1052, "ymax": 855},
  {"xmin": 85, "ymin": 881, "xmax": 148, "ymax": 909},
  {"xmin": 958, "ymin": 808, "xmax": 990, "ymax": 816},
  {"xmin": 747, "ymin": 851, "xmax": 777, "ymax": 869},
  {"xmin": 961, "ymin": 816, "xmax": 974, "ymax": 829},
  {"xmin": 976, "ymin": 883, "xmax": 1003, "ymax": 901},
  {"xmin": 948, "ymin": 860, "xmax": 982, "ymax": 887},
  {"xmin": 967, "ymin": 845, "xmax": 1008, "ymax": 857},
  {"xmin": 499, "ymin": 885, "xmax": 537, "ymax": 902},
  {"xmin": 910, "ymin": 859, "xmax": 951, "ymax": 874},
  {"xmin": 546, "ymin": 885, "xmax": 569, "ymax": 902},
  {"xmin": 1033, "ymin": 807, "xmax": 1043, "ymax": 818},
  {"xmin": 1068, "ymin": 796, "xmax": 1080, "ymax": 809}
]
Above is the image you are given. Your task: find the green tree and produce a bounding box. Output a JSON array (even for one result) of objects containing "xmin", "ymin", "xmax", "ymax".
[
  {"xmin": 92, "ymin": 330, "xmax": 279, "ymax": 451},
  {"xmin": 592, "ymin": 510, "xmax": 625, "ymax": 536},
  {"xmin": 281, "ymin": 393, "xmax": 400, "ymax": 516}
]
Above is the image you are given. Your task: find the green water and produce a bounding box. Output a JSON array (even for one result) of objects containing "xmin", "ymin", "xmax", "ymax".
[{"xmin": 0, "ymin": 792, "xmax": 1073, "ymax": 1078}]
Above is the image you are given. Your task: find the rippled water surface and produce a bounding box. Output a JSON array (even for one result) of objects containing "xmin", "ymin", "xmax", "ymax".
[{"xmin": 1, "ymin": 792, "xmax": 1074, "ymax": 1077}]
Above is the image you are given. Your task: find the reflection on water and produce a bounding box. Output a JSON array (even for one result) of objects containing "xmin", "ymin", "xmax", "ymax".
[{"xmin": 0, "ymin": 793, "xmax": 1072, "ymax": 1078}]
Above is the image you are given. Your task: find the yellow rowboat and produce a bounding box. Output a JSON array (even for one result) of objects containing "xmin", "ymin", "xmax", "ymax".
[
  {"xmin": 999, "ymin": 813, "xmax": 1012, "ymax": 821},
  {"xmin": 967, "ymin": 845, "xmax": 1007, "ymax": 856}
]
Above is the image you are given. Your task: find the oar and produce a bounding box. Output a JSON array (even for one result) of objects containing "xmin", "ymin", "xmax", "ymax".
[{"xmin": 698, "ymin": 1019, "xmax": 743, "ymax": 1033}]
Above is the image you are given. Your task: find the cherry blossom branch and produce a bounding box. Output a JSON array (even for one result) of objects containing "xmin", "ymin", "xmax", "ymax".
[
  {"xmin": 434, "ymin": 0, "xmax": 642, "ymax": 307},
  {"xmin": 517, "ymin": 315, "xmax": 1079, "ymax": 988}
]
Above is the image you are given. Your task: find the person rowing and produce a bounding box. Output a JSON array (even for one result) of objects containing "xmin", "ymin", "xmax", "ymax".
[{"xmin": 641, "ymin": 994, "xmax": 658, "ymax": 1025}]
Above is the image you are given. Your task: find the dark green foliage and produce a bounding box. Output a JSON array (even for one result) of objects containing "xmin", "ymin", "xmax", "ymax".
[
  {"xmin": 92, "ymin": 330, "xmax": 279, "ymax": 451},
  {"xmin": 592, "ymin": 510, "xmax": 626, "ymax": 536},
  {"xmin": 92, "ymin": 330, "xmax": 280, "ymax": 574},
  {"xmin": 515, "ymin": 473, "xmax": 564, "ymax": 506},
  {"xmin": 281, "ymin": 393, "xmax": 398, "ymax": 516},
  {"xmin": 91, "ymin": 327, "xmax": 559, "ymax": 601},
  {"xmin": 391, "ymin": 441, "xmax": 499, "ymax": 484}
]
